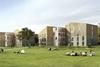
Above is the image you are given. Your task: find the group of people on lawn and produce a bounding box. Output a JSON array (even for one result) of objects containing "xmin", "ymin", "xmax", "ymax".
[
  {"xmin": 0, "ymin": 48, "xmax": 25, "ymax": 54},
  {"xmin": 0, "ymin": 47, "xmax": 96, "ymax": 56},
  {"xmin": 65, "ymin": 50, "xmax": 95, "ymax": 56},
  {"xmin": 14, "ymin": 49, "xmax": 25, "ymax": 54},
  {"xmin": 48, "ymin": 47, "xmax": 57, "ymax": 51}
]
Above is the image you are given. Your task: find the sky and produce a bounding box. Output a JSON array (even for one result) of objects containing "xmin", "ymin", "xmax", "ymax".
[{"xmin": 0, "ymin": 0, "xmax": 100, "ymax": 33}]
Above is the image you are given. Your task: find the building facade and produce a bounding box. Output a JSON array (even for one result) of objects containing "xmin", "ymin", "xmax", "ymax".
[
  {"xmin": 53, "ymin": 27, "xmax": 68, "ymax": 46},
  {"xmin": 98, "ymin": 23, "xmax": 100, "ymax": 44},
  {"xmin": 65, "ymin": 23, "xmax": 98, "ymax": 47},
  {"xmin": 5, "ymin": 32, "xmax": 15, "ymax": 47},
  {"xmin": 39, "ymin": 26, "xmax": 54, "ymax": 46},
  {"xmin": 0, "ymin": 32, "xmax": 15, "ymax": 47},
  {"xmin": 0, "ymin": 32, "xmax": 5, "ymax": 47},
  {"xmin": 0, "ymin": 22, "xmax": 98, "ymax": 47},
  {"xmin": 39, "ymin": 26, "xmax": 68, "ymax": 46}
]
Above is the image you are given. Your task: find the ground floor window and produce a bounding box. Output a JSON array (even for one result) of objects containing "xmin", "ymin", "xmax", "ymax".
[
  {"xmin": 71, "ymin": 42, "xmax": 73, "ymax": 46},
  {"xmin": 82, "ymin": 42, "xmax": 84, "ymax": 46},
  {"xmin": 77, "ymin": 42, "xmax": 79, "ymax": 46},
  {"xmin": 71, "ymin": 37, "xmax": 73, "ymax": 41}
]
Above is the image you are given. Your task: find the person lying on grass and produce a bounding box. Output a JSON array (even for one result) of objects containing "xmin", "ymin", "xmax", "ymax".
[{"xmin": 65, "ymin": 51, "xmax": 95, "ymax": 56}]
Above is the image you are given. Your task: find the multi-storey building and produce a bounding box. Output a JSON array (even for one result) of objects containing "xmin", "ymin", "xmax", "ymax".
[
  {"xmin": 0, "ymin": 22, "xmax": 98, "ymax": 47},
  {"xmin": 39, "ymin": 26, "xmax": 67, "ymax": 46},
  {"xmin": 98, "ymin": 23, "xmax": 100, "ymax": 44},
  {"xmin": 5, "ymin": 32, "xmax": 15, "ymax": 47},
  {"xmin": 0, "ymin": 32, "xmax": 15, "ymax": 47},
  {"xmin": 65, "ymin": 23, "xmax": 98, "ymax": 47},
  {"xmin": 0, "ymin": 32, "xmax": 5, "ymax": 47}
]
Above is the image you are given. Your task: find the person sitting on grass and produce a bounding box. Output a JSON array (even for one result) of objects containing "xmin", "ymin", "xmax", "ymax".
[
  {"xmin": 48, "ymin": 48, "xmax": 52, "ymax": 51},
  {"xmin": 88, "ymin": 50, "xmax": 95, "ymax": 56},
  {"xmin": 92, "ymin": 51, "xmax": 95, "ymax": 56},
  {"xmin": 70, "ymin": 51, "xmax": 75, "ymax": 56},
  {"xmin": 0, "ymin": 48, "xmax": 4, "ymax": 53},
  {"xmin": 14, "ymin": 49, "xmax": 25, "ymax": 54},
  {"xmin": 82, "ymin": 52, "xmax": 87, "ymax": 56},
  {"xmin": 20, "ymin": 49, "xmax": 25, "ymax": 54},
  {"xmin": 52, "ymin": 48, "xmax": 58, "ymax": 51},
  {"xmin": 65, "ymin": 52, "xmax": 70, "ymax": 56},
  {"xmin": 75, "ymin": 52, "xmax": 78, "ymax": 56}
]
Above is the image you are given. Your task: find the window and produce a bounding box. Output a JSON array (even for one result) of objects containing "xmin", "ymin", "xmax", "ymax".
[
  {"xmin": 77, "ymin": 36, "xmax": 79, "ymax": 41},
  {"xmin": 71, "ymin": 42, "xmax": 73, "ymax": 46},
  {"xmin": 99, "ymin": 35, "xmax": 100, "ymax": 37},
  {"xmin": 55, "ymin": 37, "xmax": 57, "ymax": 40},
  {"xmin": 70, "ymin": 42, "xmax": 73, "ymax": 46},
  {"xmin": 77, "ymin": 34, "xmax": 79, "ymax": 36},
  {"xmin": 82, "ymin": 42, "xmax": 84, "ymax": 46},
  {"xmin": 71, "ymin": 37, "xmax": 73, "ymax": 41},
  {"xmin": 55, "ymin": 28, "xmax": 57, "ymax": 30},
  {"xmin": 77, "ymin": 42, "xmax": 79, "ymax": 46},
  {"xmin": 59, "ymin": 33, "xmax": 60, "ymax": 35},
  {"xmin": 92, "ymin": 26, "xmax": 94, "ymax": 38},
  {"xmin": 53, "ymin": 32, "xmax": 55, "ymax": 35},
  {"xmin": 42, "ymin": 38, "xmax": 46, "ymax": 42},
  {"xmin": 82, "ymin": 36, "xmax": 84, "ymax": 41}
]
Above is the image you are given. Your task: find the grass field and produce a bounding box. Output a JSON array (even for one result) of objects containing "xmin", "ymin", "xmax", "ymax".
[{"xmin": 0, "ymin": 46, "xmax": 100, "ymax": 67}]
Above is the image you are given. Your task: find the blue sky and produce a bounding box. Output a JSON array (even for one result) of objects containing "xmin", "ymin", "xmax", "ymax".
[{"xmin": 0, "ymin": 0, "xmax": 100, "ymax": 33}]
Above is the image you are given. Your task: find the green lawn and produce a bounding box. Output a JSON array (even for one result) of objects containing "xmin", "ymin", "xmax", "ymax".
[{"xmin": 0, "ymin": 46, "xmax": 100, "ymax": 67}]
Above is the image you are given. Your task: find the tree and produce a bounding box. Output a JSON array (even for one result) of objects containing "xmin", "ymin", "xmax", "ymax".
[
  {"xmin": 17, "ymin": 27, "xmax": 34, "ymax": 47},
  {"xmin": 34, "ymin": 34, "xmax": 39, "ymax": 46}
]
